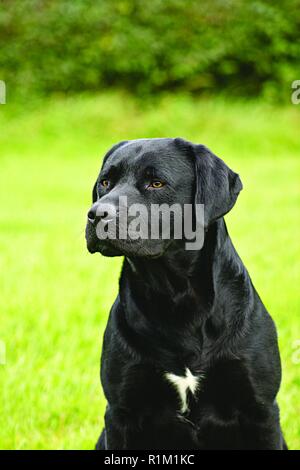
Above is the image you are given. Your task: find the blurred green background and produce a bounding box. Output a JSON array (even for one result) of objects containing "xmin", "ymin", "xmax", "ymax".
[{"xmin": 0, "ymin": 0, "xmax": 299, "ymax": 450}]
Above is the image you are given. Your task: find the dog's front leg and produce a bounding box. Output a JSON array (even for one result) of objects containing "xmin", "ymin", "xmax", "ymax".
[
  {"xmin": 104, "ymin": 406, "xmax": 152, "ymax": 450},
  {"xmin": 240, "ymin": 403, "xmax": 286, "ymax": 450},
  {"xmin": 104, "ymin": 406, "xmax": 128, "ymax": 450},
  {"xmin": 104, "ymin": 405, "xmax": 199, "ymax": 450}
]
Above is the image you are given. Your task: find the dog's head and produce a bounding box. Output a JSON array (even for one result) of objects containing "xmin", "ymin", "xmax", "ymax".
[{"xmin": 85, "ymin": 138, "xmax": 242, "ymax": 258}]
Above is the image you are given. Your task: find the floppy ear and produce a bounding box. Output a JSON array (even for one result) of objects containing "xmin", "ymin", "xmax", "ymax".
[
  {"xmin": 102, "ymin": 140, "xmax": 129, "ymax": 167},
  {"xmin": 174, "ymin": 138, "xmax": 242, "ymax": 227},
  {"xmin": 193, "ymin": 144, "xmax": 243, "ymax": 227}
]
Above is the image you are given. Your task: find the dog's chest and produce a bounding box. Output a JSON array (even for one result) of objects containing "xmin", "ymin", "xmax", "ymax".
[{"xmin": 165, "ymin": 367, "xmax": 201, "ymax": 413}]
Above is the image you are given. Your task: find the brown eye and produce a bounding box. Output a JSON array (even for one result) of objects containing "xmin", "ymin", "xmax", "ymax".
[
  {"xmin": 150, "ymin": 181, "xmax": 164, "ymax": 189},
  {"xmin": 101, "ymin": 179, "xmax": 109, "ymax": 188}
]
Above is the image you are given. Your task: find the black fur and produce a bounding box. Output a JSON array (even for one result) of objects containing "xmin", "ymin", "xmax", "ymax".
[{"xmin": 86, "ymin": 138, "xmax": 286, "ymax": 450}]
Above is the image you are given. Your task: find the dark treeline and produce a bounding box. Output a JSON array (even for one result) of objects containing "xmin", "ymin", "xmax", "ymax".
[{"xmin": 0, "ymin": 0, "xmax": 299, "ymax": 99}]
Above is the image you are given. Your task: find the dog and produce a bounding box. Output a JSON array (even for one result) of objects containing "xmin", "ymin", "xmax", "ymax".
[{"xmin": 85, "ymin": 138, "xmax": 286, "ymax": 450}]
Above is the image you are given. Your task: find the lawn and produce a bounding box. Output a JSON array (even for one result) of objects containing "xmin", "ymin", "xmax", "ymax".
[{"xmin": 0, "ymin": 93, "xmax": 299, "ymax": 449}]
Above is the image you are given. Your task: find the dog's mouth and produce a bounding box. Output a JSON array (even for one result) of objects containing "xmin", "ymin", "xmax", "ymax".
[
  {"xmin": 87, "ymin": 238, "xmax": 124, "ymax": 257},
  {"xmin": 88, "ymin": 238, "xmax": 168, "ymax": 259},
  {"xmin": 86, "ymin": 222, "xmax": 170, "ymax": 258}
]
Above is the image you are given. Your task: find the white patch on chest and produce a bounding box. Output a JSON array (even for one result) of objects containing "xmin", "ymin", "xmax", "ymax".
[{"xmin": 165, "ymin": 367, "xmax": 200, "ymax": 414}]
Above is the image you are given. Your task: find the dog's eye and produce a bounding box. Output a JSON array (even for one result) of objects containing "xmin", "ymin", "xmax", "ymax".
[
  {"xmin": 100, "ymin": 179, "xmax": 109, "ymax": 188},
  {"xmin": 149, "ymin": 181, "xmax": 164, "ymax": 189}
]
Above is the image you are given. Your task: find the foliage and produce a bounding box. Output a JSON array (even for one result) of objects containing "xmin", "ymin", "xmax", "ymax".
[{"xmin": 0, "ymin": 0, "xmax": 299, "ymax": 99}]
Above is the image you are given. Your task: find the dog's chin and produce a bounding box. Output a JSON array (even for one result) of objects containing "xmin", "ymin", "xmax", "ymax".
[
  {"xmin": 98, "ymin": 244, "xmax": 124, "ymax": 257},
  {"xmin": 86, "ymin": 240, "xmax": 123, "ymax": 257},
  {"xmin": 87, "ymin": 238, "xmax": 168, "ymax": 259}
]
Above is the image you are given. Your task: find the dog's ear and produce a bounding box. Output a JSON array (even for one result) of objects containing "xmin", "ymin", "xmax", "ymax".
[
  {"xmin": 102, "ymin": 140, "xmax": 129, "ymax": 167},
  {"xmin": 194, "ymin": 144, "xmax": 243, "ymax": 227},
  {"xmin": 174, "ymin": 138, "xmax": 242, "ymax": 227}
]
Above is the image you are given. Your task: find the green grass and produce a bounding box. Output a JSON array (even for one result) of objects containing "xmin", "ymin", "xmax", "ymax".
[{"xmin": 0, "ymin": 92, "xmax": 299, "ymax": 449}]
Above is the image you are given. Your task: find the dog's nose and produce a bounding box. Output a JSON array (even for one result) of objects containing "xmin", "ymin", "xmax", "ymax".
[
  {"xmin": 87, "ymin": 207, "xmax": 97, "ymax": 223},
  {"xmin": 87, "ymin": 202, "xmax": 116, "ymax": 224}
]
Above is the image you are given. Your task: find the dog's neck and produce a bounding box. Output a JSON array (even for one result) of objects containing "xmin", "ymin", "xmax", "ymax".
[
  {"xmin": 117, "ymin": 218, "xmax": 250, "ymax": 367},
  {"xmin": 120, "ymin": 218, "xmax": 243, "ymax": 321}
]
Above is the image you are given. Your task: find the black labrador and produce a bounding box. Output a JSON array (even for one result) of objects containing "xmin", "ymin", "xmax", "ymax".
[{"xmin": 85, "ymin": 138, "xmax": 286, "ymax": 450}]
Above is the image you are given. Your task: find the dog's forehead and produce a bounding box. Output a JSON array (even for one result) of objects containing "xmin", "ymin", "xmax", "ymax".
[{"xmin": 102, "ymin": 138, "xmax": 188, "ymax": 173}]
